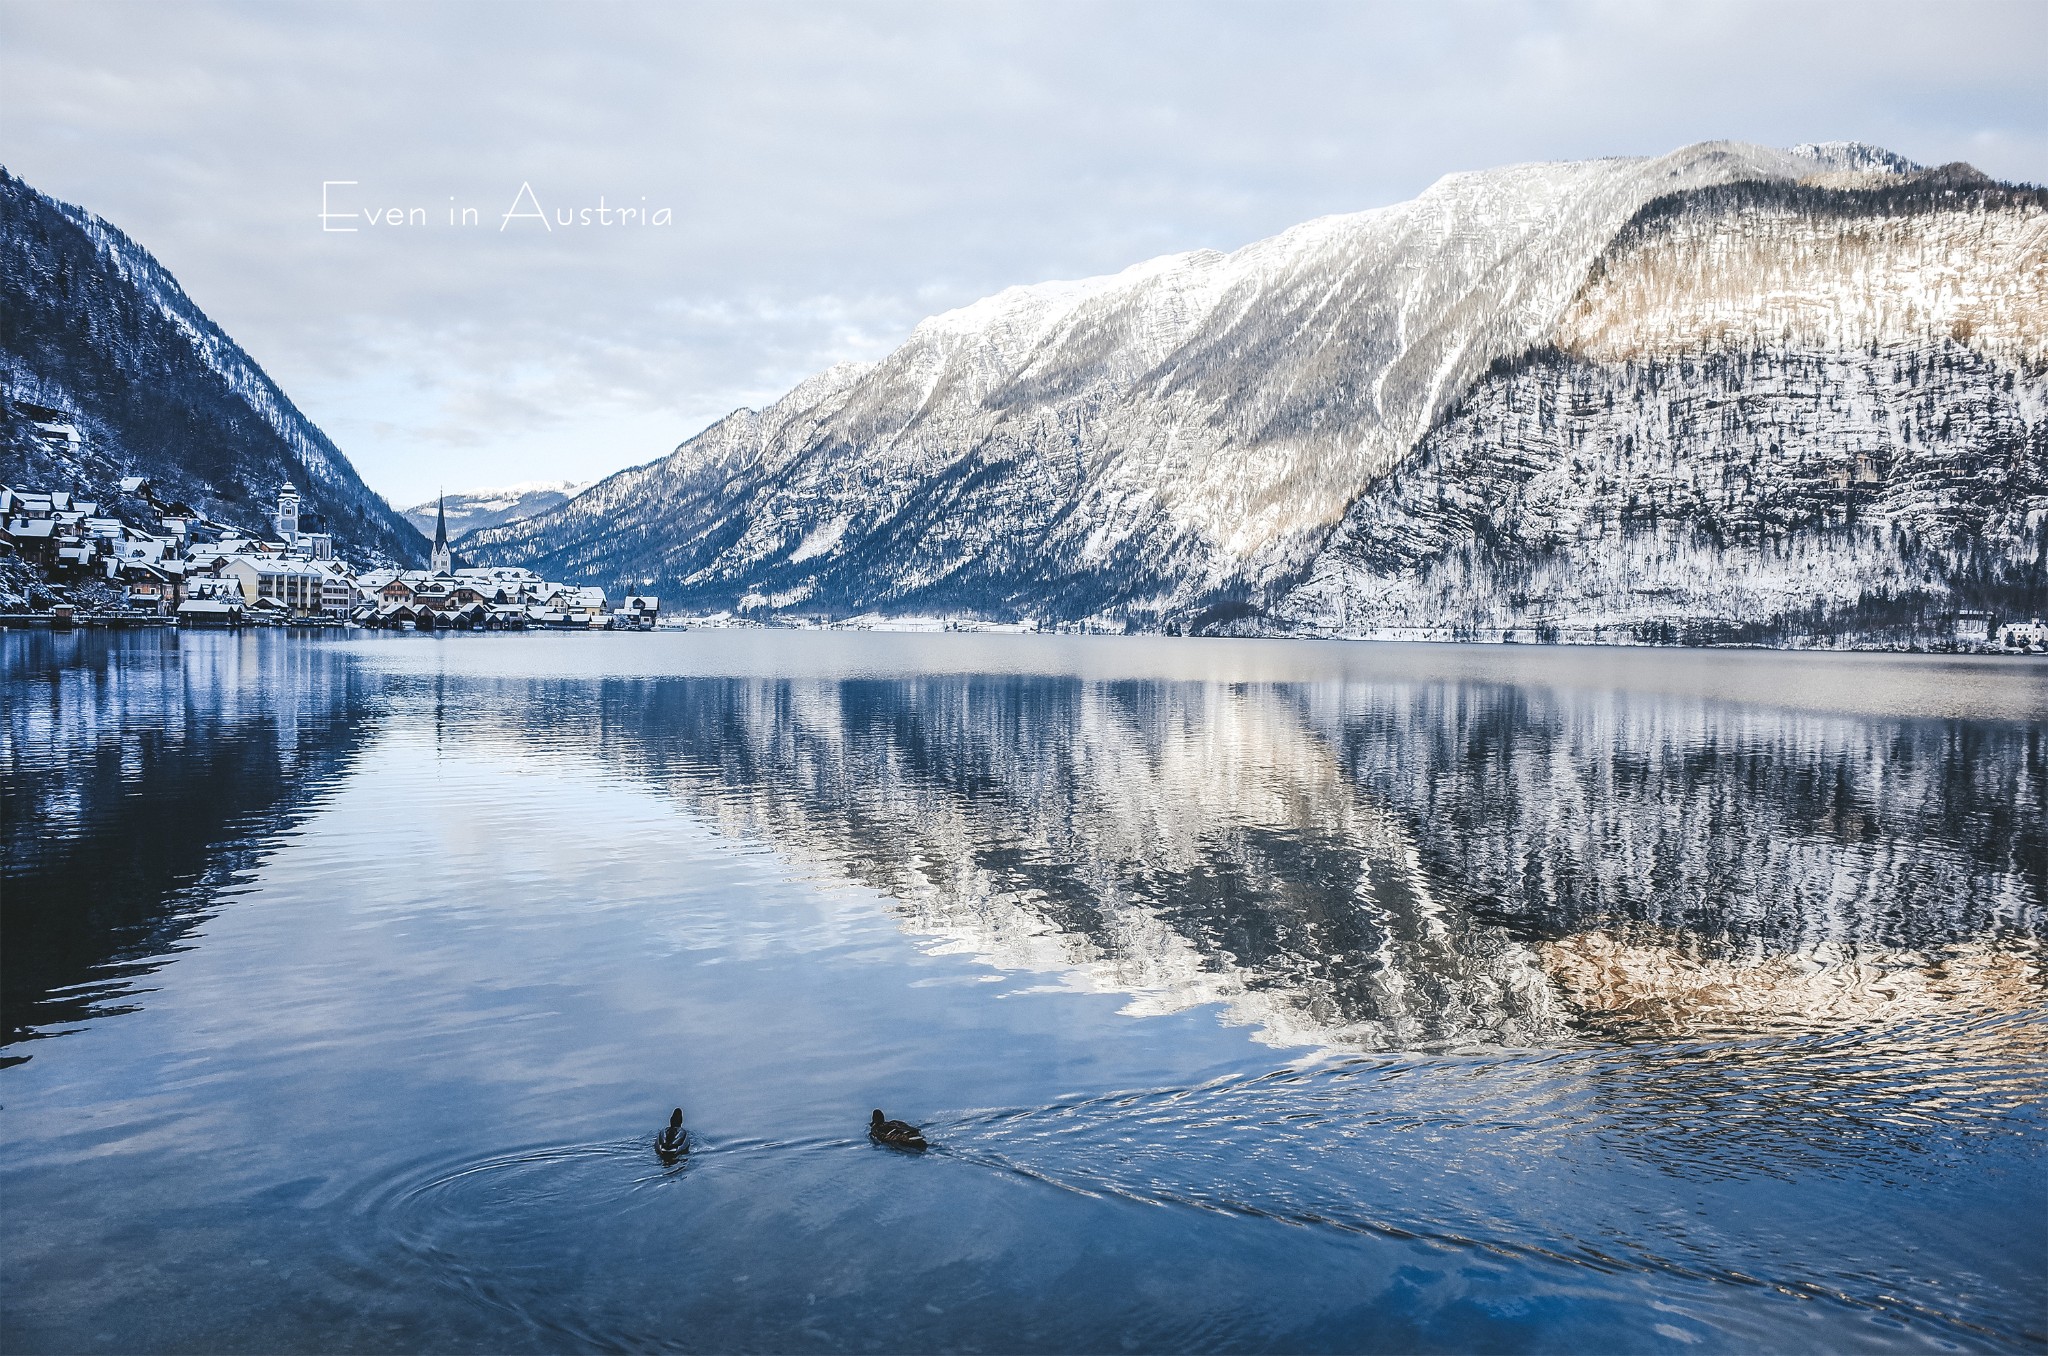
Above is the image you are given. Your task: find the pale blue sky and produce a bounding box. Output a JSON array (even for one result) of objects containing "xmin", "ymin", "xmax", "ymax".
[{"xmin": 2, "ymin": 0, "xmax": 2043, "ymax": 507}]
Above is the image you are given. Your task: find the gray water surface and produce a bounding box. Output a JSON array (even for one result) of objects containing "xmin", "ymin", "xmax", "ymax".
[{"xmin": 2, "ymin": 630, "xmax": 2043, "ymax": 1353}]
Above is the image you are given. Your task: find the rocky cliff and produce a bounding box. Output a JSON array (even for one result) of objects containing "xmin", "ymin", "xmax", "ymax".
[{"xmin": 1274, "ymin": 169, "xmax": 2047, "ymax": 643}]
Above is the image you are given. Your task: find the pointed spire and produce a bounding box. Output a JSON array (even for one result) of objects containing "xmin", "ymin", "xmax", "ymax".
[{"xmin": 430, "ymin": 489, "xmax": 453, "ymax": 574}]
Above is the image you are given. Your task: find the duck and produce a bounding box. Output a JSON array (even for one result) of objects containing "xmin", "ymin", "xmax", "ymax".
[
  {"xmin": 655, "ymin": 1107, "xmax": 688, "ymax": 1160},
  {"xmin": 869, "ymin": 1108, "xmax": 928, "ymax": 1151}
]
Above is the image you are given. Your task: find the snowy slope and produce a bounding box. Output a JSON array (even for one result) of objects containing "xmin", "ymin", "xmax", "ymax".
[
  {"xmin": 0, "ymin": 167, "xmax": 425, "ymax": 563},
  {"xmin": 1272, "ymin": 171, "xmax": 2048, "ymax": 643},
  {"xmin": 470, "ymin": 141, "xmax": 2046, "ymax": 643},
  {"xmin": 54, "ymin": 209, "xmax": 353, "ymax": 493},
  {"xmin": 470, "ymin": 143, "xmax": 1854, "ymax": 605}
]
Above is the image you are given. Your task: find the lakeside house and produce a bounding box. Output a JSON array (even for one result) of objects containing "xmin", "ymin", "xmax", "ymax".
[
  {"xmin": 218, "ymin": 555, "xmax": 339, "ymax": 617},
  {"xmin": 1996, "ymin": 619, "xmax": 2047, "ymax": 652},
  {"xmin": 175, "ymin": 597, "xmax": 242, "ymax": 627},
  {"xmin": 4, "ymin": 479, "xmax": 652, "ymax": 630}
]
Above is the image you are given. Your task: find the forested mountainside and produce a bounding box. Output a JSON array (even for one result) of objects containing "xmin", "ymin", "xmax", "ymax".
[
  {"xmin": 1273, "ymin": 171, "xmax": 2048, "ymax": 642},
  {"xmin": 0, "ymin": 168, "xmax": 425, "ymax": 564},
  {"xmin": 405, "ymin": 481, "xmax": 587, "ymax": 540},
  {"xmin": 468, "ymin": 141, "xmax": 2045, "ymax": 646}
]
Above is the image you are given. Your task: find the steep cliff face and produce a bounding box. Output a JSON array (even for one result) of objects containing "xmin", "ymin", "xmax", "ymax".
[
  {"xmin": 1272, "ymin": 173, "xmax": 2048, "ymax": 643},
  {"xmin": 471, "ymin": 142, "xmax": 1910, "ymax": 623},
  {"xmin": 0, "ymin": 168, "xmax": 425, "ymax": 564}
]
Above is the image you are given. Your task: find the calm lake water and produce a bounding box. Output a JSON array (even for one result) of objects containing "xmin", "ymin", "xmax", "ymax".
[{"xmin": 2, "ymin": 629, "xmax": 2043, "ymax": 1354}]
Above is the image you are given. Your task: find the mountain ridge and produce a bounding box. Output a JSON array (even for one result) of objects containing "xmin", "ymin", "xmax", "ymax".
[
  {"xmin": 405, "ymin": 480, "xmax": 591, "ymax": 541},
  {"xmin": 0, "ymin": 166, "xmax": 425, "ymax": 564},
  {"xmin": 464, "ymin": 138, "xmax": 2045, "ymax": 643}
]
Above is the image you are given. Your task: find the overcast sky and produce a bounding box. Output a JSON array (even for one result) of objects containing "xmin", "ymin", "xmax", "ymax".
[{"xmin": 2, "ymin": 0, "xmax": 2043, "ymax": 508}]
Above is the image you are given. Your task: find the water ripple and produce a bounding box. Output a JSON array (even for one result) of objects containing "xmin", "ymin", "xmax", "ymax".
[{"xmin": 322, "ymin": 1008, "xmax": 2045, "ymax": 1350}]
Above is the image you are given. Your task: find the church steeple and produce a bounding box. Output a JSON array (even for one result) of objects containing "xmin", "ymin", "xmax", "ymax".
[
  {"xmin": 430, "ymin": 490, "xmax": 452, "ymax": 575},
  {"xmin": 275, "ymin": 481, "xmax": 300, "ymax": 548}
]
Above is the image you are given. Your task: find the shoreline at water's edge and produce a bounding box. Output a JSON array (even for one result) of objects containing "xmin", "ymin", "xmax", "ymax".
[
  {"xmin": 659, "ymin": 614, "xmax": 2048, "ymax": 660},
  {"xmin": 14, "ymin": 613, "xmax": 2045, "ymax": 662}
]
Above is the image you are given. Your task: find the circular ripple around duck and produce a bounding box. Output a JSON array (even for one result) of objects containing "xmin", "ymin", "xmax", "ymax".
[{"xmin": 332, "ymin": 1133, "xmax": 878, "ymax": 1351}]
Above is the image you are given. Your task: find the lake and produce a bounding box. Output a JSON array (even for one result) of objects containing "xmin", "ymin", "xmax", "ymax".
[{"xmin": 2, "ymin": 628, "xmax": 2043, "ymax": 1353}]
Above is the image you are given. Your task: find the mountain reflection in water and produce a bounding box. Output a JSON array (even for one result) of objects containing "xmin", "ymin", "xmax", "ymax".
[
  {"xmin": 418, "ymin": 659, "xmax": 2042, "ymax": 1053},
  {"xmin": 1, "ymin": 630, "xmax": 378, "ymax": 1053}
]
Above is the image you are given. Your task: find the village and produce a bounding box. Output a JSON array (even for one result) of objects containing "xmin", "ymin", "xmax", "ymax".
[
  {"xmin": 0, "ymin": 470, "xmax": 660, "ymax": 632},
  {"xmin": 4, "ymin": 471, "xmax": 2044, "ymax": 650}
]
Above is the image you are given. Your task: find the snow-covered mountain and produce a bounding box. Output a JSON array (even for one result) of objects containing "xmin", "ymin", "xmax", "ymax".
[
  {"xmin": 0, "ymin": 167, "xmax": 425, "ymax": 564},
  {"xmin": 1276, "ymin": 166, "xmax": 2048, "ymax": 643},
  {"xmin": 403, "ymin": 480, "xmax": 590, "ymax": 541},
  {"xmin": 467, "ymin": 140, "xmax": 2046, "ymax": 644}
]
